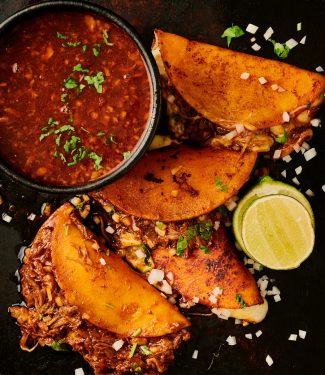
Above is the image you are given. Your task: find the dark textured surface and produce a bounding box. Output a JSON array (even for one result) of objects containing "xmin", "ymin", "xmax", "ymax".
[{"xmin": 0, "ymin": 0, "xmax": 324, "ymax": 374}]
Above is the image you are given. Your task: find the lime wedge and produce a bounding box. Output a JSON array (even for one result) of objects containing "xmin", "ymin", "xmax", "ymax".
[
  {"xmin": 241, "ymin": 194, "xmax": 314, "ymax": 270},
  {"xmin": 233, "ymin": 176, "xmax": 314, "ymax": 254}
]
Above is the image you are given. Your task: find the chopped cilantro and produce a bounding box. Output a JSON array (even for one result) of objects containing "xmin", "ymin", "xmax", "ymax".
[
  {"xmin": 63, "ymin": 135, "xmax": 80, "ymax": 153},
  {"xmin": 123, "ymin": 151, "xmax": 131, "ymax": 160},
  {"xmin": 275, "ymin": 131, "xmax": 288, "ymax": 144},
  {"xmin": 186, "ymin": 225, "xmax": 198, "ymax": 240},
  {"xmin": 64, "ymin": 77, "xmax": 78, "ymax": 89},
  {"xmin": 215, "ymin": 176, "xmax": 228, "ymax": 192},
  {"xmin": 199, "ymin": 245, "xmax": 210, "ymax": 254},
  {"xmin": 84, "ymin": 72, "xmax": 105, "ymax": 93},
  {"xmin": 97, "ymin": 131, "xmax": 106, "ymax": 137},
  {"xmin": 77, "ymin": 83, "xmax": 86, "ymax": 95},
  {"xmin": 55, "ymin": 134, "xmax": 62, "ymax": 146},
  {"xmin": 140, "ymin": 345, "xmax": 152, "ymax": 356},
  {"xmin": 155, "ymin": 221, "xmax": 165, "ymax": 229},
  {"xmin": 236, "ymin": 293, "xmax": 247, "ymax": 308},
  {"xmin": 221, "ymin": 25, "xmax": 245, "ymax": 46},
  {"xmin": 198, "ymin": 222, "xmax": 213, "ymax": 241},
  {"xmin": 66, "ymin": 41, "xmax": 81, "ymax": 48},
  {"xmin": 269, "ymin": 39, "xmax": 290, "ymax": 59},
  {"xmin": 48, "ymin": 117, "xmax": 59, "ymax": 126},
  {"xmin": 39, "ymin": 129, "xmax": 55, "ymax": 141},
  {"xmin": 104, "ymin": 303, "xmax": 115, "ymax": 309},
  {"xmin": 67, "ymin": 146, "xmax": 88, "ymax": 167},
  {"xmin": 56, "ymin": 32, "xmax": 67, "ymax": 40},
  {"xmin": 93, "ymin": 44, "xmax": 101, "ymax": 57},
  {"xmin": 103, "ymin": 30, "xmax": 114, "ymax": 46},
  {"xmin": 131, "ymin": 328, "xmax": 142, "ymax": 337},
  {"xmin": 105, "ymin": 134, "xmax": 118, "ymax": 145},
  {"xmin": 176, "ymin": 236, "xmax": 188, "ymax": 256},
  {"xmin": 60, "ymin": 153, "xmax": 67, "ymax": 163},
  {"xmin": 82, "ymin": 44, "xmax": 88, "ymax": 53},
  {"xmin": 142, "ymin": 244, "xmax": 152, "ymax": 267},
  {"xmin": 129, "ymin": 343, "xmax": 138, "ymax": 358},
  {"xmin": 88, "ymin": 151, "xmax": 103, "ymax": 170},
  {"xmin": 51, "ymin": 339, "xmax": 69, "ymax": 352},
  {"xmin": 73, "ymin": 63, "xmax": 90, "ymax": 73},
  {"xmin": 60, "ymin": 92, "xmax": 68, "ymax": 103},
  {"xmin": 54, "ymin": 125, "xmax": 75, "ymax": 134},
  {"xmin": 69, "ymin": 115, "xmax": 74, "ymax": 123}
]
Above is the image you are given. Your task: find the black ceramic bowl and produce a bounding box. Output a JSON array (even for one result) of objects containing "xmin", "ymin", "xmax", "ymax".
[{"xmin": 0, "ymin": 0, "xmax": 161, "ymax": 194}]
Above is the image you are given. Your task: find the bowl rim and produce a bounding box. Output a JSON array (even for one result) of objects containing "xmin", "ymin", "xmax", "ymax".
[{"xmin": 0, "ymin": 0, "xmax": 161, "ymax": 194}]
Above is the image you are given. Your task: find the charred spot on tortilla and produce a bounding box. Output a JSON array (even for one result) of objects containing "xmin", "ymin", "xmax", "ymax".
[{"xmin": 144, "ymin": 172, "xmax": 164, "ymax": 183}]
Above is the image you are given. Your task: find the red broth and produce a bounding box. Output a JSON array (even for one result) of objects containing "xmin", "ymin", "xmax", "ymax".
[{"xmin": 0, "ymin": 12, "xmax": 152, "ymax": 186}]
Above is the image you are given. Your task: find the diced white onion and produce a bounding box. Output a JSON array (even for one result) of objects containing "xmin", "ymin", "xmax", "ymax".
[
  {"xmin": 251, "ymin": 43, "xmax": 261, "ymax": 51},
  {"xmin": 300, "ymin": 35, "xmax": 306, "ymax": 44},
  {"xmin": 249, "ymin": 268, "xmax": 255, "ymax": 274},
  {"xmin": 235, "ymin": 318, "xmax": 242, "ymax": 325},
  {"xmin": 293, "ymin": 143, "xmax": 301, "ymax": 153},
  {"xmin": 211, "ymin": 308, "xmax": 230, "ymax": 320},
  {"xmin": 112, "ymin": 339, "xmax": 124, "ymax": 351},
  {"xmin": 27, "ymin": 213, "xmax": 36, "ymax": 221},
  {"xmin": 235, "ymin": 124, "xmax": 245, "ymax": 133},
  {"xmin": 148, "ymin": 269, "xmax": 164, "ymax": 284},
  {"xmin": 259, "ymin": 279, "xmax": 269, "ymax": 292},
  {"xmin": 168, "ymin": 296, "xmax": 176, "ymax": 304},
  {"xmin": 240, "ymin": 72, "xmax": 250, "ymax": 80},
  {"xmin": 226, "ymin": 335, "xmax": 237, "ymax": 346},
  {"xmin": 192, "ymin": 296, "xmax": 199, "ymax": 304},
  {"xmin": 286, "ymin": 38, "xmax": 298, "ymax": 49},
  {"xmin": 315, "ymin": 66, "xmax": 324, "ymax": 73},
  {"xmin": 250, "ymin": 37, "xmax": 256, "ymax": 42},
  {"xmin": 274, "ymin": 294, "xmax": 281, "ymax": 302},
  {"xmin": 246, "ymin": 23, "xmax": 259, "ymax": 34},
  {"xmin": 277, "ymin": 86, "xmax": 286, "ymax": 92},
  {"xmin": 2, "ymin": 213, "xmax": 12, "ymax": 223},
  {"xmin": 255, "ymin": 330, "xmax": 263, "ymax": 338},
  {"xmin": 282, "ymin": 111, "xmax": 290, "ymax": 123},
  {"xmin": 295, "ymin": 166, "xmax": 302, "ymax": 175},
  {"xmin": 271, "ymin": 84, "xmax": 278, "ymax": 91},
  {"xmin": 225, "ymin": 199, "xmax": 237, "ymax": 211},
  {"xmin": 305, "ymin": 189, "xmax": 315, "ymax": 197},
  {"xmin": 214, "ymin": 221, "xmax": 220, "ymax": 231},
  {"xmin": 212, "ymin": 286, "xmax": 223, "ymax": 296},
  {"xmin": 258, "ymin": 77, "xmax": 267, "ymax": 85},
  {"xmin": 105, "ymin": 225, "xmax": 115, "ymax": 234},
  {"xmin": 135, "ymin": 249, "xmax": 145, "ymax": 259},
  {"xmin": 281, "ymin": 170, "xmax": 287, "ymax": 178},
  {"xmin": 247, "ymin": 258, "xmax": 255, "ymax": 265},
  {"xmin": 304, "ymin": 147, "xmax": 317, "ymax": 162},
  {"xmin": 75, "ymin": 369, "xmax": 85, "ymax": 375},
  {"xmin": 273, "ymin": 149, "xmax": 281, "ymax": 159},
  {"xmin": 299, "ymin": 330, "xmax": 307, "ymax": 339},
  {"xmin": 253, "ymin": 261, "xmax": 262, "ymax": 271},
  {"xmin": 99, "ymin": 258, "xmax": 106, "ymax": 266},
  {"xmin": 192, "ymin": 349, "xmax": 199, "ymax": 359},
  {"xmin": 322, "ymin": 185, "xmax": 325, "ymax": 193},
  {"xmin": 302, "ymin": 141, "xmax": 310, "ymax": 150},
  {"xmin": 245, "ymin": 333, "xmax": 253, "ymax": 339},
  {"xmin": 310, "ymin": 118, "xmax": 321, "ymax": 127},
  {"xmin": 166, "ymin": 271, "xmax": 174, "ymax": 282},
  {"xmin": 160, "ymin": 280, "xmax": 173, "ymax": 295},
  {"xmin": 288, "ymin": 334, "xmax": 297, "ymax": 341},
  {"xmin": 263, "ymin": 27, "xmax": 274, "ymax": 40},
  {"xmin": 209, "ymin": 294, "xmax": 218, "ymax": 304},
  {"xmin": 282, "ymin": 155, "xmax": 292, "ymax": 163},
  {"xmin": 266, "ymin": 355, "xmax": 273, "ymax": 366},
  {"xmin": 224, "ymin": 130, "xmax": 238, "ymax": 140}
]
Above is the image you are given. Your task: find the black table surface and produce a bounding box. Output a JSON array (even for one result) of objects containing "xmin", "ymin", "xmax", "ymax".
[{"xmin": 0, "ymin": 1, "xmax": 324, "ymax": 374}]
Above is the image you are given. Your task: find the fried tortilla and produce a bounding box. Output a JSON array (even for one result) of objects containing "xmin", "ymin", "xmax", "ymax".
[
  {"xmin": 152, "ymin": 30, "xmax": 325, "ymax": 155},
  {"xmin": 10, "ymin": 203, "xmax": 190, "ymax": 374},
  {"xmin": 90, "ymin": 199, "xmax": 267, "ymax": 323},
  {"xmin": 91, "ymin": 144, "xmax": 257, "ymax": 221}
]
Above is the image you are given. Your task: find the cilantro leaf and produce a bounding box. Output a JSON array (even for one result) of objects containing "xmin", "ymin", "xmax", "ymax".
[
  {"xmin": 200, "ymin": 245, "xmax": 210, "ymax": 254},
  {"xmin": 54, "ymin": 125, "xmax": 75, "ymax": 134},
  {"xmin": 63, "ymin": 135, "xmax": 80, "ymax": 153},
  {"xmin": 93, "ymin": 43, "xmax": 101, "ymax": 57},
  {"xmin": 56, "ymin": 32, "xmax": 67, "ymax": 40},
  {"xmin": 103, "ymin": 30, "xmax": 114, "ymax": 46},
  {"xmin": 176, "ymin": 236, "xmax": 188, "ymax": 256},
  {"xmin": 64, "ymin": 77, "xmax": 78, "ymax": 89},
  {"xmin": 82, "ymin": 44, "xmax": 88, "ymax": 53},
  {"xmin": 269, "ymin": 39, "xmax": 290, "ymax": 59},
  {"xmin": 215, "ymin": 176, "xmax": 228, "ymax": 192},
  {"xmin": 66, "ymin": 41, "xmax": 81, "ymax": 48},
  {"xmin": 122, "ymin": 151, "xmax": 131, "ymax": 160},
  {"xmin": 73, "ymin": 63, "xmax": 90, "ymax": 73},
  {"xmin": 60, "ymin": 92, "xmax": 68, "ymax": 103},
  {"xmin": 51, "ymin": 339, "xmax": 69, "ymax": 352},
  {"xmin": 97, "ymin": 131, "xmax": 106, "ymax": 137},
  {"xmin": 275, "ymin": 130, "xmax": 288, "ymax": 144},
  {"xmin": 221, "ymin": 25, "xmax": 245, "ymax": 47},
  {"xmin": 88, "ymin": 151, "xmax": 103, "ymax": 170},
  {"xmin": 140, "ymin": 345, "xmax": 152, "ymax": 356},
  {"xmin": 236, "ymin": 293, "xmax": 247, "ymax": 308},
  {"xmin": 84, "ymin": 72, "xmax": 105, "ymax": 93},
  {"xmin": 198, "ymin": 222, "xmax": 213, "ymax": 241}
]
